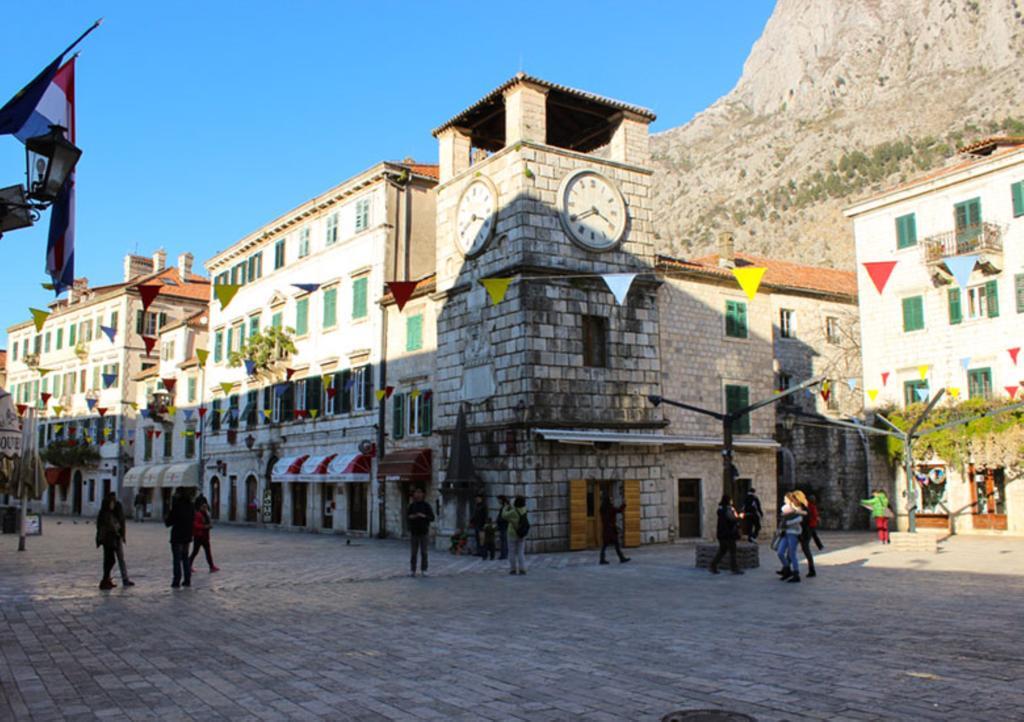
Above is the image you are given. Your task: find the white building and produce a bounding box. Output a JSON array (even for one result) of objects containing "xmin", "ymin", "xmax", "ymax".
[{"xmin": 846, "ymin": 136, "xmax": 1024, "ymax": 534}]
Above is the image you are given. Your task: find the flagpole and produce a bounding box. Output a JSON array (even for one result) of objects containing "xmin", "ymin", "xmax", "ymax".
[
  {"xmin": 17, "ymin": 408, "xmax": 33, "ymax": 552},
  {"xmin": 55, "ymin": 19, "xmax": 103, "ymax": 63}
]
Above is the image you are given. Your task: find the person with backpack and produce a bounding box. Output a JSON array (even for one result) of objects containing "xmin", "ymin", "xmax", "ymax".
[
  {"xmin": 501, "ymin": 495, "xmax": 529, "ymax": 575},
  {"xmin": 599, "ymin": 492, "xmax": 630, "ymax": 565},
  {"xmin": 710, "ymin": 494, "xmax": 743, "ymax": 575},
  {"xmin": 189, "ymin": 501, "xmax": 219, "ymax": 573}
]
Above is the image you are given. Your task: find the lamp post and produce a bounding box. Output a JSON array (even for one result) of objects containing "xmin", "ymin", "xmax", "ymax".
[{"xmin": 0, "ymin": 125, "xmax": 82, "ymax": 239}]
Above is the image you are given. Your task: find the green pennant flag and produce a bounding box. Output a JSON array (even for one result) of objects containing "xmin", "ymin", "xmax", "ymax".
[
  {"xmin": 214, "ymin": 284, "xmax": 242, "ymax": 309},
  {"xmin": 480, "ymin": 278, "xmax": 513, "ymax": 305},
  {"xmin": 220, "ymin": 381, "xmax": 234, "ymax": 396},
  {"xmin": 195, "ymin": 348, "xmax": 209, "ymax": 366},
  {"xmin": 30, "ymin": 307, "xmax": 50, "ymax": 332}
]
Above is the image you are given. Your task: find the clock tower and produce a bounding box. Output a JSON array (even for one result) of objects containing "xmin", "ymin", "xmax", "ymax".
[{"xmin": 432, "ymin": 74, "xmax": 663, "ymax": 551}]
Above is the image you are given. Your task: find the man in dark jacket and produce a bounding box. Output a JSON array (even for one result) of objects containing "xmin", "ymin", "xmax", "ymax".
[
  {"xmin": 407, "ymin": 487, "xmax": 435, "ymax": 577},
  {"xmin": 710, "ymin": 494, "xmax": 744, "ymax": 575},
  {"xmin": 469, "ymin": 494, "xmax": 488, "ymax": 558},
  {"xmin": 165, "ymin": 487, "xmax": 195, "ymax": 588},
  {"xmin": 599, "ymin": 493, "xmax": 630, "ymax": 565},
  {"xmin": 742, "ymin": 488, "xmax": 764, "ymax": 542},
  {"xmin": 96, "ymin": 492, "xmax": 133, "ymax": 589}
]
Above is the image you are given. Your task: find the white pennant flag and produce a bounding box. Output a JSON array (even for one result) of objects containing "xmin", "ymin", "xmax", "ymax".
[{"xmin": 603, "ymin": 273, "xmax": 637, "ymax": 305}]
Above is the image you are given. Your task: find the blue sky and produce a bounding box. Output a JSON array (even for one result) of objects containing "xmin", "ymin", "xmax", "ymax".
[{"xmin": 0, "ymin": 1, "xmax": 774, "ymax": 343}]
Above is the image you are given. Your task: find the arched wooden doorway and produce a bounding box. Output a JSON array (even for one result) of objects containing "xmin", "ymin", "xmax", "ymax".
[
  {"xmin": 209, "ymin": 476, "xmax": 221, "ymax": 520},
  {"xmin": 245, "ymin": 475, "xmax": 258, "ymax": 523}
]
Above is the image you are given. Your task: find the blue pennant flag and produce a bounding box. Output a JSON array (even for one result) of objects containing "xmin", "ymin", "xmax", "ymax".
[
  {"xmin": 183, "ymin": 409, "xmax": 194, "ymax": 422},
  {"xmin": 944, "ymin": 254, "xmax": 979, "ymax": 289},
  {"xmin": 915, "ymin": 387, "xmax": 930, "ymax": 402},
  {"xmin": 86, "ymin": 397, "xmax": 96, "ymax": 410},
  {"xmin": 101, "ymin": 373, "xmax": 116, "ymax": 388},
  {"xmin": 127, "ymin": 429, "xmax": 136, "ymax": 439},
  {"xmin": 100, "ymin": 325, "xmax": 116, "ymax": 343},
  {"xmin": 345, "ymin": 376, "xmax": 355, "ymax": 390},
  {"xmin": 244, "ymin": 359, "xmax": 257, "ymax": 376},
  {"xmin": 846, "ymin": 378, "xmax": 857, "ymax": 392},
  {"xmin": 0, "ymin": 56, "xmax": 63, "ymax": 137},
  {"xmin": 292, "ymin": 283, "xmax": 320, "ymax": 294},
  {"xmin": 960, "ymin": 356, "xmax": 972, "ymax": 370},
  {"xmin": 274, "ymin": 383, "xmax": 288, "ymax": 398},
  {"xmin": 140, "ymin": 408, "xmax": 150, "ymax": 418}
]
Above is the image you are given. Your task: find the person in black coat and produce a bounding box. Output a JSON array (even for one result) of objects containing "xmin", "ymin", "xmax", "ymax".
[
  {"xmin": 165, "ymin": 486, "xmax": 195, "ymax": 588},
  {"xmin": 469, "ymin": 494, "xmax": 488, "ymax": 558},
  {"xmin": 742, "ymin": 488, "xmax": 763, "ymax": 542},
  {"xmin": 96, "ymin": 492, "xmax": 133, "ymax": 589},
  {"xmin": 710, "ymin": 494, "xmax": 744, "ymax": 575}
]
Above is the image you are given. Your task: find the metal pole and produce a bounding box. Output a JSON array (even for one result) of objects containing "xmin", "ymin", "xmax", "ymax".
[
  {"xmin": 17, "ymin": 484, "xmax": 26, "ymax": 552},
  {"xmin": 722, "ymin": 416, "xmax": 734, "ymax": 495},
  {"xmin": 904, "ymin": 433, "xmax": 916, "ymax": 533},
  {"xmin": 17, "ymin": 408, "xmax": 33, "ymax": 552}
]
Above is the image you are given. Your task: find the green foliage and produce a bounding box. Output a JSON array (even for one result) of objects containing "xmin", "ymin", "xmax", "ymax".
[
  {"xmin": 40, "ymin": 439, "xmax": 101, "ymax": 469},
  {"xmin": 228, "ymin": 326, "xmax": 297, "ymax": 378}
]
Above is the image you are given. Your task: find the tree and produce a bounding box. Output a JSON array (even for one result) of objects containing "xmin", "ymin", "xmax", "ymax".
[
  {"xmin": 40, "ymin": 439, "xmax": 101, "ymax": 469},
  {"xmin": 228, "ymin": 326, "xmax": 297, "ymax": 382}
]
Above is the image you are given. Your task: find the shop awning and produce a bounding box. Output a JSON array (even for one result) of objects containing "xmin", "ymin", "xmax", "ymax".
[
  {"xmin": 163, "ymin": 462, "xmax": 200, "ymax": 489},
  {"xmin": 123, "ymin": 463, "xmax": 176, "ymax": 488},
  {"xmin": 532, "ymin": 428, "xmax": 780, "ymax": 451},
  {"xmin": 378, "ymin": 448, "xmax": 432, "ymax": 482},
  {"xmin": 272, "ymin": 452, "xmax": 371, "ymax": 483}
]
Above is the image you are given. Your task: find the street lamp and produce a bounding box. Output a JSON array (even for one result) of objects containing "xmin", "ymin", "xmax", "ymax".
[
  {"xmin": 781, "ymin": 411, "xmax": 796, "ymax": 432},
  {"xmin": 25, "ymin": 125, "xmax": 81, "ymax": 203}
]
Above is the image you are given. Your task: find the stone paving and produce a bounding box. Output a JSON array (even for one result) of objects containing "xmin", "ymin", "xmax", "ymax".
[{"xmin": 1, "ymin": 520, "xmax": 1023, "ymax": 721}]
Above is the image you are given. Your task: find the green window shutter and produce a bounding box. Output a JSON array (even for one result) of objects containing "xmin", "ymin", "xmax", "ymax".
[
  {"xmin": 902, "ymin": 296, "xmax": 924, "ymax": 332},
  {"xmin": 323, "ymin": 288, "xmax": 337, "ymax": 328},
  {"xmin": 947, "ymin": 288, "xmax": 962, "ymax": 325},
  {"xmin": 271, "ymin": 312, "xmax": 282, "ymax": 329},
  {"xmin": 422, "ymin": 392, "xmax": 432, "ymax": 435},
  {"xmin": 392, "ymin": 394, "xmax": 405, "ymax": 439},
  {"xmin": 725, "ymin": 301, "xmax": 747, "ymax": 338},
  {"xmin": 214, "ymin": 331, "xmax": 223, "ymax": 363},
  {"xmin": 1012, "ymin": 181, "xmax": 1024, "ymax": 217},
  {"xmin": 135, "ymin": 310, "xmax": 144, "ymax": 335},
  {"xmin": 56, "ymin": 328, "xmax": 63, "ymax": 350},
  {"xmin": 352, "ymin": 277, "xmax": 368, "ymax": 319},
  {"xmin": 896, "ymin": 213, "xmax": 917, "ymax": 249},
  {"xmin": 296, "ymin": 298, "xmax": 309, "ymax": 335},
  {"xmin": 1015, "ymin": 274, "xmax": 1024, "ymax": 314},
  {"xmin": 985, "ymin": 280, "xmax": 999, "ymax": 317},
  {"xmin": 226, "ymin": 327, "xmax": 233, "ymax": 356},
  {"xmin": 725, "ymin": 385, "xmax": 750, "ymax": 435},
  {"xmin": 406, "ymin": 314, "xmax": 423, "ymax": 351}
]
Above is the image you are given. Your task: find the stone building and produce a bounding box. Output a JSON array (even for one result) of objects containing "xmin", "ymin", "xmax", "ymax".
[
  {"xmin": 4, "ymin": 251, "xmax": 209, "ymax": 517},
  {"xmin": 846, "ymin": 136, "xmax": 1024, "ymax": 534}
]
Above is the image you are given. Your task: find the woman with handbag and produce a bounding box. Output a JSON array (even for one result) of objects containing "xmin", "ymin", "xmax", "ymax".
[{"xmin": 776, "ymin": 491, "xmax": 807, "ymax": 584}]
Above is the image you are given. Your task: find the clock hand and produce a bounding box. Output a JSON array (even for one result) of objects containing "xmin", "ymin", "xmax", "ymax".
[{"xmin": 573, "ymin": 209, "xmax": 597, "ymax": 221}]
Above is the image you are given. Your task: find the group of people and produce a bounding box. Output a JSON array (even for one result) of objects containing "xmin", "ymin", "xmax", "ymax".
[{"xmin": 95, "ymin": 485, "xmax": 218, "ymax": 590}]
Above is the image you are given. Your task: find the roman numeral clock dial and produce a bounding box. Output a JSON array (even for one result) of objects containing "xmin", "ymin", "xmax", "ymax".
[
  {"xmin": 558, "ymin": 169, "xmax": 627, "ymax": 251},
  {"xmin": 455, "ymin": 178, "xmax": 498, "ymax": 256}
]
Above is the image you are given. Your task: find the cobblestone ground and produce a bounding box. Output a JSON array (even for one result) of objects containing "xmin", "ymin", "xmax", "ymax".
[{"xmin": 2, "ymin": 520, "xmax": 1023, "ymax": 721}]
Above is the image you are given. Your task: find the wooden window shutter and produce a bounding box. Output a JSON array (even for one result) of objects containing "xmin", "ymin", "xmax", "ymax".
[
  {"xmin": 947, "ymin": 288, "xmax": 962, "ymax": 325},
  {"xmin": 986, "ymin": 280, "xmax": 999, "ymax": 318},
  {"xmin": 569, "ymin": 479, "xmax": 587, "ymax": 551},
  {"xmin": 623, "ymin": 479, "xmax": 642, "ymax": 548},
  {"xmin": 1012, "ymin": 181, "xmax": 1024, "ymax": 218}
]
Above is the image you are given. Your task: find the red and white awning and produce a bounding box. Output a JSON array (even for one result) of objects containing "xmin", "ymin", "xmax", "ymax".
[{"xmin": 271, "ymin": 452, "xmax": 371, "ymax": 483}]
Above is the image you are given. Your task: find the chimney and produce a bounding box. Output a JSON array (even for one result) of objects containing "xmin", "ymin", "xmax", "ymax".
[
  {"xmin": 153, "ymin": 248, "xmax": 167, "ymax": 272},
  {"xmin": 123, "ymin": 254, "xmax": 155, "ymax": 282},
  {"xmin": 68, "ymin": 278, "xmax": 89, "ymax": 304},
  {"xmin": 718, "ymin": 231, "xmax": 735, "ymax": 269},
  {"xmin": 177, "ymin": 252, "xmax": 193, "ymax": 278}
]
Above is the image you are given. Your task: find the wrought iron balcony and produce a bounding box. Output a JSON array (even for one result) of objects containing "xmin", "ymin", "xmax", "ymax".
[{"xmin": 922, "ymin": 222, "xmax": 1004, "ymax": 265}]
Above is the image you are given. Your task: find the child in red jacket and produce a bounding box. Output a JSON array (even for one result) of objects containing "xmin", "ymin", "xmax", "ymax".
[{"xmin": 189, "ymin": 501, "xmax": 219, "ymax": 573}]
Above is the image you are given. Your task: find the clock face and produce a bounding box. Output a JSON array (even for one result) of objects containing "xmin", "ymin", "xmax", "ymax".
[
  {"xmin": 558, "ymin": 169, "xmax": 627, "ymax": 251},
  {"xmin": 455, "ymin": 179, "xmax": 498, "ymax": 256}
]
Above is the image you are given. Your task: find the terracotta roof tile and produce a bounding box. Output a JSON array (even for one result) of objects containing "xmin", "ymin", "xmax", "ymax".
[
  {"xmin": 392, "ymin": 162, "xmax": 439, "ymax": 180},
  {"xmin": 657, "ymin": 253, "xmax": 858, "ymax": 300}
]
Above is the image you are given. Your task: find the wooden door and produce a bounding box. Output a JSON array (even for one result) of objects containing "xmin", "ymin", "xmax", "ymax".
[
  {"xmin": 246, "ymin": 477, "xmax": 258, "ymax": 522},
  {"xmin": 584, "ymin": 480, "xmax": 615, "ymax": 549},
  {"xmin": 72, "ymin": 472, "xmax": 82, "ymax": 514},
  {"xmin": 210, "ymin": 478, "xmax": 221, "ymax": 520},
  {"xmin": 677, "ymin": 479, "xmax": 701, "ymax": 537},
  {"xmin": 322, "ymin": 484, "xmax": 334, "ymax": 530},
  {"xmin": 270, "ymin": 483, "xmax": 283, "ymax": 524},
  {"xmin": 623, "ymin": 479, "xmax": 641, "ymax": 547},
  {"xmin": 349, "ymin": 483, "xmax": 368, "ymax": 531},
  {"xmin": 569, "ymin": 479, "xmax": 587, "ymax": 550},
  {"xmin": 228, "ymin": 478, "xmax": 237, "ymax": 521},
  {"xmin": 292, "ymin": 483, "xmax": 307, "ymax": 527},
  {"xmin": 971, "ymin": 466, "xmax": 1008, "ymax": 530},
  {"xmin": 102, "ymin": 479, "xmax": 111, "ymax": 500}
]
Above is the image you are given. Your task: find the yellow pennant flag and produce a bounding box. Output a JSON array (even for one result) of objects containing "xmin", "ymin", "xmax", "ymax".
[
  {"xmin": 103, "ymin": 427, "xmax": 111, "ymax": 436},
  {"xmin": 918, "ymin": 364, "xmax": 929, "ymax": 380},
  {"xmin": 54, "ymin": 424, "xmax": 63, "ymax": 433},
  {"xmin": 731, "ymin": 267, "xmax": 766, "ymax": 301},
  {"xmin": 120, "ymin": 439, "xmax": 127, "ymax": 446},
  {"xmin": 263, "ymin": 409, "xmax": 272, "ymax": 419},
  {"xmin": 219, "ymin": 381, "xmax": 234, "ymax": 396},
  {"xmin": 129, "ymin": 402, "xmax": 138, "ymax": 410},
  {"xmin": 375, "ymin": 389, "xmax": 386, "ymax": 401},
  {"xmin": 948, "ymin": 387, "xmax": 960, "ymax": 399},
  {"xmin": 180, "ymin": 431, "xmax": 187, "ymax": 437},
  {"xmin": 309, "ymin": 409, "xmax": 319, "ymax": 419},
  {"xmin": 480, "ymin": 278, "xmax": 513, "ymax": 305},
  {"xmin": 29, "ymin": 307, "xmax": 50, "ymax": 332},
  {"xmin": 167, "ymin": 405, "xmax": 177, "ymax": 416},
  {"xmin": 322, "ymin": 374, "xmax": 333, "ymax": 386},
  {"xmin": 53, "ymin": 405, "xmax": 63, "ymax": 415},
  {"xmin": 41, "ymin": 283, "xmax": 55, "ymax": 291},
  {"xmin": 214, "ymin": 283, "xmax": 242, "ymax": 309},
  {"xmin": 195, "ymin": 348, "xmax": 209, "ymax": 366},
  {"xmin": 37, "ymin": 368, "xmax": 52, "ymax": 377},
  {"xmin": 410, "ymin": 388, "xmax": 421, "ymax": 400},
  {"xmin": 866, "ymin": 389, "xmax": 879, "ymax": 402}
]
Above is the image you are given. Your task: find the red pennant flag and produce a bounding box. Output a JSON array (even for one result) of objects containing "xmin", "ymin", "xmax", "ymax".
[
  {"xmin": 68, "ymin": 427, "xmax": 77, "ymax": 436},
  {"xmin": 820, "ymin": 389, "xmax": 831, "ymax": 403},
  {"xmin": 16, "ymin": 404, "xmax": 27, "ymax": 416},
  {"xmin": 1009, "ymin": 347, "xmax": 1020, "ymax": 365},
  {"xmin": 881, "ymin": 372, "xmax": 890, "ymax": 387},
  {"xmin": 40, "ymin": 392, "xmax": 51, "ymax": 405},
  {"xmin": 863, "ymin": 261, "xmax": 898, "ymax": 294},
  {"xmin": 142, "ymin": 336, "xmax": 157, "ymax": 355},
  {"xmin": 145, "ymin": 429, "xmax": 153, "ymax": 439},
  {"xmin": 96, "ymin": 407, "xmax": 107, "ymax": 416},
  {"xmin": 154, "ymin": 430, "xmax": 162, "ymax": 438},
  {"xmin": 198, "ymin": 407, "xmax": 208, "ymax": 419},
  {"xmin": 138, "ymin": 284, "xmax": 161, "ymax": 311},
  {"xmin": 326, "ymin": 388, "xmax": 337, "ymax": 400},
  {"xmin": 385, "ymin": 385, "xmax": 395, "ymax": 399},
  {"xmin": 1006, "ymin": 386, "xmax": 1019, "ymax": 400},
  {"xmin": 387, "ymin": 281, "xmax": 418, "ymax": 312},
  {"xmin": 423, "ymin": 390, "xmax": 433, "ymax": 401},
  {"xmin": 162, "ymin": 378, "xmax": 177, "ymax": 393},
  {"xmin": 285, "ymin": 368, "xmax": 296, "ymax": 381},
  {"xmin": 195, "ymin": 431, "xmax": 202, "ymax": 438},
  {"xmin": 68, "ymin": 439, "xmax": 77, "ymax": 446}
]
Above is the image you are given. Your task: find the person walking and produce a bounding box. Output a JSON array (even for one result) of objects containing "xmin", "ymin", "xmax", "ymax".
[
  {"xmin": 776, "ymin": 490, "xmax": 807, "ymax": 583},
  {"xmin": 502, "ymin": 495, "xmax": 529, "ymax": 575},
  {"xmin": 189, "ymin": 501, "xmax": 219, "ymax": 573},
  {"xmin": 165, "ymin": 487, "xmax": 195, "ymax": 588},
  {"xmin": 95, "ymin": 492, "xmax": 133, "ymax": 589},
  {"xmin": 742, "ymin": 487, "xmax": 763, "ymax": 542},
  {"xmin": 599, "ymin": 492, "xmax": 631, "ymax": 565},
  {"xmin": 806, "ymin": 494, "xmax": 824, "ymax": 550},
  {"xmin": 469, "ymin": 494, "xmax": 488, "ymax": 558},
  {"xmin": 407, "ymin": 487, "xmax": 434, "ymax": 577},
  {"xmin": 482, "ymin": 517, "xmax": 497, "ymax": 560},
  {"xmin": 798, "ymin": 493, "xmax": 817, "ymax": 578},
  {"xmin": 133, "ymin": 491, "xmax": 145, "ymax": 523},
  {"xmin": 496, "ymin": 494, "xmax": 510, "ymax": 560},
  {"xmin": 710, "ymin": 494, "xmax": 744, "ymax": 575},
  {"xmin": 861, "ymin": 489, "xmax": 891, "ymax": 544}
]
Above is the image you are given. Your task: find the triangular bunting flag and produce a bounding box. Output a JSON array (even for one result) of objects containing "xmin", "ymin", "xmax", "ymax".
[
  {"xmin": 1006, "ymin": 386, "xmax": 1019, "ymax": 400},
  {"xmin": 214, "ymin": 283, "xmax": 242, "ymax": 309},
  {"xmin": 154, "ymin": 430, "xmax": 162, "ymax": 438},
  {"xmin": 326, "ymin": 388, "xmax": 337, "ymax": 400},
  {"xmin": 180, "ymin": 431, "xmax": 187, "ymax": 438},
  {"xmin": 15, "ymin": 404, "xmax": 26, "ymax": 416},
  {"xmin": 410, "ymin": 388, "xmax": 421, "ymax": 400},
  {"xmin": 1009, "ymin": 348, "xmax": 1020, "ymax": 365},
  {"xmin": 294, "ymin": 409, "xmax": 307, "ymax": 419},
  {"xmin": 918, "ymin": 365, "xmax": 929, "ymax": 381},
  {"xmin": 322, "ymin": 374, "xmax": 333, "ymax": 386},
  {"xmin": 960, "ymin": 357, "xmax": 971, "ymax": 371},
  {"xmin": 54, "ymin": 424, "xmax": 63, "ymax": 433},
  {"xmin": 944, "ymin": 254, "xmax": 978, "ymax": 290},
  {"xmin": 344, "ymin": 376, "xmax": 355, "ymax": 390},
  {"xmin": 194, "ymin": 431, "xmax": 201, "ymax": 438},
  {"xmin": 162, "ymin": 378, "xmax": 177, "ymax": 393},
  {"xmin": 86, "ymin": 398, "xmax": 96, "ymax": 410},
  {"xmin": 40, "ymin": 393, "xmax": 51, "ymax": 405},
  {"xmin": 102, "ymin": 373, "xmax": 116, "ymax": 388},
  {"xmin": 947, "ymin": 387, "xmax": 960, "ymax": 399},
  {"xmin": 219, "ymin": 382, "xmax": 234, "ymax": 396},
  {"xmin": 915, "ymin": 387, "xmax": 929, "ymax": 402},
  {"xmin": 183, "ymin": 409, "xmax": 194, "ymax": 422},
  {"xmin": 41, "ymin": 282, "xmax": 54, "ymax": 291},
  {"xmin": 140, "ymin": 408, "xmax": 150, "ymax": 419},
  {"xmin": 481, "ymin": 277, "xmax": 513, "ymax": 305},
  {"xmin": 37, "ymin": 368, "xmax": 52, "ymax": 377},
  {"xmin": 375, "ymin": 389, "xmax": 386, "ymax": 401},
  {"xmin": 263, "ymin": 408, "xmax": 273, "ymax": 419},
  {"xmin": 167, "ymin": 405, "xmax": 177, "ymax": 416},
  {"xmin": 820, "ymin": 389, "xmax": 831, "ymax": 403},
  {"xmin": 142, "ymin": 336, "xmax": 157, "ymax": 355},
  {"xmin": 862, "ymin": 261, "xmax": 897, "ymax": 294},
  {"xmin": 386, "ymin": 385, "xmax": 394, "ymax": 398},
  {"xmin": 129, "ymin": 402, "xmax": 138, "ymax": 410},
  {"xmin": 96, "ymin": 407, "xmax": 107, "ymax": 416},
  {"xmin": 244, "ymin": 359, "xmax": 257, "ymax": 376},
  {"xmin": 292, "ymin": 283, "xmax": 321, "ymax": 294},
  {"xmin": 387, "ymin": 281, "xmax": 418, "ymax": 312},
  {"xmin": 423, "ymin": 390, "xmax": 432, "ymax": 401},
  {"xmin": 846, "ymin": 378, "xmax": 857, "ymax": 392},
  {"xmin": 881, "ymin": 372, "xmax": 890, "ymax": 387},
  {"xmin": 309, "ymin": 409, "xmax": 319, "ymax": 419},
  {"xmin": 602, "ymin": 274, "xmax": 637, "ymax": 305},
  {"xmin": 67, "ymin": 427, "xmax": 76, "ymax": 436},
  {"xmin": 197, "ymin": 407, "xmax": 208, "ymax": 419},
  {"xmin": 137, "ymin": 284, "xmax": 161, "ymax": 311},
  {"xmin": 285, "ymin": 368, "xmax": 296, "ymax": 381},
  {"xmin": 52, "ymin": 405, "xmax": 63, "ymax": 415},
  {"xmin": 195, "ymin": 349, "xmax": 209, "ymax": 366},
  {"xmin": 100, "ymin": 325, "xmax": 116, "ymax": 343},
  {"xmin": 274, "ymin": 384, "xmax": 288, "ymax": 398},
  {"xmin": 29, "ymin": 308, "xmax": 50, "ymax": 332},
  {"xmin": 731, "ymin": 267, "xmax": 766, "ymax": 301}
]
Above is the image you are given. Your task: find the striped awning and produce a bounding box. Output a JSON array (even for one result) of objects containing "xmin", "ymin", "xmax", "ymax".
[
  {"xmin": 123, "ymin": 464, "xmax": 175, "ymax": 488},
  {"xmin": 272, "ymin": 451, "xmax": 370, "ymax": 483}
]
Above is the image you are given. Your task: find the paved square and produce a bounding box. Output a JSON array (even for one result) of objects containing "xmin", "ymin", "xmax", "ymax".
[{"xmin": 1, "ymin": 521, "xmax": 1022, "ymax": 721}]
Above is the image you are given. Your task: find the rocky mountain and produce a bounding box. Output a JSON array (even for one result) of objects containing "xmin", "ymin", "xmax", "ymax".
[{"xmin": 651, "ymin": 0, "xmax": 1024, "ymax": 268}]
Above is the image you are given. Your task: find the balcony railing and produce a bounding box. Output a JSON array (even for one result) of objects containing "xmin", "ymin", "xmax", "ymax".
[{"xmin": 923, "ymin": 222, "xmax": 1004, "ymax": 263}]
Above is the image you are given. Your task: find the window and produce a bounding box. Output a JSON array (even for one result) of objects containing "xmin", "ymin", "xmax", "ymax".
[
  {"xmin": 187, "ymin": 376, "xmax": 197, "ymax": 403},
  {"xmin": 82, "ymin": 321, "xmax": 92, "ymax": 342},
  {"xmin": 34, "ymin": 335, "xmax": 41, "ymax": 354},
  {"xmin": 274, "ymin": 239, "xmax": 286, "ymax": 270},
  {"xmin": 22, "ymin": 338, "xmax": 29, "ymax": 357},
  {"xmin": 778, "ymin": 372, "xmax": 792, "ymax": 393},
  {"xmin": 135, "ymin": 311, "xmax": 160, "ymax": 336},
  {"xmin": 92, "ymin": 367, "xmax": 100, "ymax": 391},
  {"xmin": 323, "ymin": 287, "xmax": 337, "ymax": 328},
  {"xmin": 948, "ymin": 288, "xmax": 962, "ymax": 325},
  {"xmin": 965, "ymin": 281, "xmax": 999, "ymax": 320},
  {"xmin": 144, "ymin": 432, "xmax": 153, "ymax": 461},
  {"xmin": 271, "ymin": 311, "xmax": 282, "ymax": 329},
  {"xmin": 163, "ymin": 428, "xmax": 173, "ymax": 458},
  {"xmin": 79, "ymin": 369, "xmax": 86, "ymax": 391},
  {"xmin": 298, "ymin": 227, "xmax": 310, "ymax": 258},
  {"xmin": 214, "ymin": 330, "xmax": 224, "ymax": 363},
  {"xmin": 895, "ymin": 213, "xmax": 917, "ymax": 249},
  {"xmin": 215, "ymin": 271, "xmax": 229, "ymax": 286},
  {"xmin": 228, "ymin": 395, "xmax": 240, "ymax": 430},
  {"xmin": 392, "ymin": 393, "xmax": 405, "ymax": 439},
  {"xmin": 355, "ymin": 198, "xmax": 370, "ymax": 232},
  {"xmin": 779, "ymin": 309, "xmax": 795, "ymax": 339},
  {"xmin": 825, "ymin": 316, "xmax": 841, "ymax": 344},
  {"xmin": 184, "ymin": 428, "xmax": 196, "ymax": 458},
  {"xmin": 55, "ymin": 328, "xmax": 63, "ymax": 350},
  {"xmin": 725, "ymin": 384, "xmax": 750, "ymax": 435},
  {"xmin": 904, "ymin": 380, "xmax": 929, "ymax": 406},
  {"xmin": 954, "ymin": 197, "xmax": 982, "ymax": 244},
  {"xmin": 725, "ymin": 300, "xmax": 748, "ymax": 338},
  {"xmin": 246, "ymin": 315, "xmax": 258, "ymax": 340},
  {"xmin": 44, "ymin": 332, "xmax": 50, "ymax": 353},
  {"xmin": 232, "ymin": 262, "xmax": 247, "ymax": 286},
  {"xmin": 11, "ymin": 341, "xmax": 16, "ymax": 361},
  {"xmin": 902, "ymin": 296, "xmax": 924, "ymax": 332},
  {"xmin": 326, "ymin": 213, "xmax": 339, "ymax": 245},
  {"xmin": 110, "ymin": 310, "xmax": 118, "ymax": 332},
  {"xmin": 162, "ymin": 339, "xmax": 175, "ymax": 361},
  {"xmin": 244, "ymin": 390, "xmax": 259, "ymax": 428},
  {"xmin": 352, "ymin": 276, "xmax": 368, "ymax": 319},
  {"xmin": 226, "ymin": 327, "xmax": 234, "ymax": 357},
  {"xmin": 409, "ymin": 391, "xmax": 432, "ymax": 436},
  {"xmin": 352, "ymin": 365, "xmax": 372, "ymax": 411},
  {"xmin": 247, "ymin": 252, "xmax": 263, "ymax": 281},
  {"xmin": 1017, "ymin": 274, "xmax": 1024, "ymax": 314},
  {"xmin": 295, "ymin": 297, "xmax": 309, "ymax": 336},
  {"xmin": 967, "ymin": 368, "xmax": 992, "ymax": 400},
  {"xmin": 211, "ymin": 399, "xmax": 221, "ymax": 432},
  {"xmin": 1012, "ymin": 180, "xmax": 1024, "ymax": 218},
  {"xmin": 233, "ymin": 322, "xmax": 244, "ymax": 351},
  {"xmin": 581, "ymin": 315, "xmax": 608, "ymax": 367},
  {"xmin": 406, "ymin": 313, "xmax": 423, "ymax": 352},
  {"xmin": 273, "ymin": 383, "xmax": 294, "ymax": 422},
  {"xmin": 304, "ymin": 377, "xmax": 321, "ymax": 416}
]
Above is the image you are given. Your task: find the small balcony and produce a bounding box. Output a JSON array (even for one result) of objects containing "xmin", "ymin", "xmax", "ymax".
[{"xmin": 923, "ymin": 222, "xmax": 1004, "ymax": 278}]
